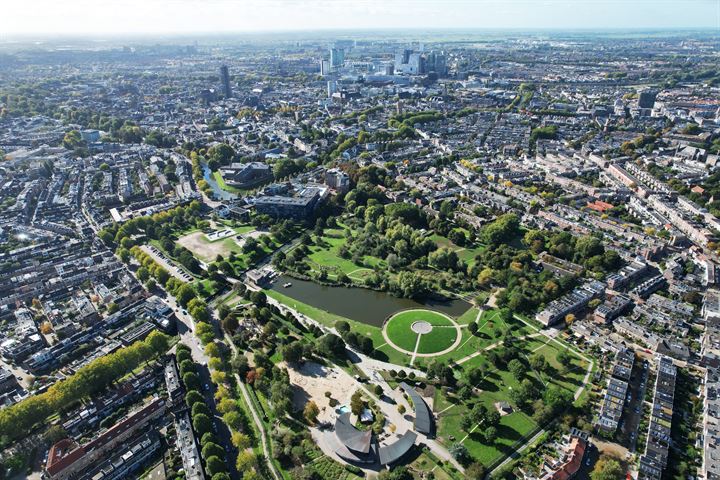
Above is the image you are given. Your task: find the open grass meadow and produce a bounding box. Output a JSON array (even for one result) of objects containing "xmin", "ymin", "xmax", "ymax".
[{"xmin": 303, "ymin": 227, "xmax": 386, "ymax": 280}]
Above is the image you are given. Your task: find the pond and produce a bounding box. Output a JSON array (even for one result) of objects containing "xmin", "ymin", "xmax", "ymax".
[
  {"xmin": 202, "ymin": 163, "xmax": 237, "ymax": 201},
  {"xmin": 269, "ymin": 274, "xmax": 471, "ymax": 327}
]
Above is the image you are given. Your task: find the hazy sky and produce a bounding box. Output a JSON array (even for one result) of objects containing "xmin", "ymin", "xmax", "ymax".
[{"xmin": 5, "ymin": 0, "xmax": 720, "ymax": 36}]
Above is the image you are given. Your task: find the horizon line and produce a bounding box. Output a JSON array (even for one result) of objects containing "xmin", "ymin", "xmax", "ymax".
[{"xmin": 2, "ymin": 26, "xmax": 718, "ymax": 41}]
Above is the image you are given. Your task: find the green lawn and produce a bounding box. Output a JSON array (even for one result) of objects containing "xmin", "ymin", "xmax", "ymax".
[
  {"xmin": 429, "ymin": 233, "xmax": 486, "ymax": 268},
  {"xmin": 530, "ymin": 343, "xmax": 589, "ymax": 394},
  {"xmin": 433, "ymin": 315, "xmax": 589, "ymax": 468},
  {"xmin": 442, "ymin": 309, "xmax": 534, "ymax": 364},
  {"xmin": 436, "ymin": 354, "xmax": 539, "ymax": 467},
  {"xmin": 385, "ymin": 310, "xmax": 456, "ymax": 353},
  {"xmin": 213, "ymin": 171, "xmax": 243, "ymax": 193},
  {"xmin": 417, "ymin": 327, "xmax": 458, "ymax": 354},
  {"xmin": 304, "ymin": 228, "xmax": 386, "ymax": 280}
]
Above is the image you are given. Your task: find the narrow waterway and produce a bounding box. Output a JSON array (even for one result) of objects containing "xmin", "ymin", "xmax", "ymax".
[
  {"xmin": 202, "ymin": 162, "xmax": 237, "ymax": 201},
  {"xmin": 269, "ymin": 274, "xmax": 471, "ymax": 327}
]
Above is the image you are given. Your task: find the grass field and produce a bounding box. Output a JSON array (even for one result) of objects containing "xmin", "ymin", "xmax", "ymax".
[
  {"xmin": 176, "ymin": 230, "xmax": 244, "ymax": 262},
  {"xmin": 385, "ymin": 309, "xmax": 457, "ymax": 353},
  {"xmin": 212, "ymin": 171, "xmax": 244, "ymax": 194},
  {"xmin": 417, "ymin": 327, "xmax": 458, "ymax": 354},
  {"xmin": 434, "ymin": 322, "xmax": 588, "ymax": 468},
  {"xmin": 304, "ymin": 228, "xmax": 386, "ymax": 280},
  {"xmin": 429, "ymin": 233, "xmax": 486, "ymax": 268}
]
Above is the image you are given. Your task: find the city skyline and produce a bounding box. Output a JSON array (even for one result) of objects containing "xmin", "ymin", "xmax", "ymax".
[{"xmin": 4, "ymin": 0, "xmax": 719, "ymax": 36}]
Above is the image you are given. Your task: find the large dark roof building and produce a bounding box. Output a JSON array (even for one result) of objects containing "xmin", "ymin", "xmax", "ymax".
[
  {"xmin": 333, "ymin": 412, "xmax": 377, "ymax": 464},
  {"xmin": 332, "ymin": 384, "xmax": 435, "ymax": 467},
  {"xmin": 400, "ymin": 382, "xmax": 434, "ymax": 436},
  {"xmin": 379, "ymin": 431, "xmax": 417, "ymax": 466}
]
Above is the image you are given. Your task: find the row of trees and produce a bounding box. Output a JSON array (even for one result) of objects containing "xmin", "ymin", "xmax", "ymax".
[
  {"xmin": 0, "ymin": 331, "xmax": 170, "ymax": 443},
  {"xmin": 177, "ymin": 345, "xmax": 233, "ymax": 480}
]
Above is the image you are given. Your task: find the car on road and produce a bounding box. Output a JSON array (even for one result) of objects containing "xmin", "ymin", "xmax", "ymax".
[{"xmin": 204, "ymin": 383, "xmax": 210, "ymax": 391}]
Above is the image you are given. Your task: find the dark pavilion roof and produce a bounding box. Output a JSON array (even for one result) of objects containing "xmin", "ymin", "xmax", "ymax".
[
  {"xmin": 379, "ymin": 431, "xmax": 417, "ymax": 466},
  {"xmin": 400, "ymin": 382, "xmax": 433, "ymax": 435},
  {"xmin": 335, "ymin": 412, "xmax": 372, "ymax": 454}
]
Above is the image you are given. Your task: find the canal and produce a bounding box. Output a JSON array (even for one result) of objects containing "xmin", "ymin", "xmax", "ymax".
[
  {"xmin": 269, "ymin": 274, "xmax": 471, "ymax": 327},
  {"xmin": 202, "ymin": 163, "xmax": 237, "ymax": 201}
]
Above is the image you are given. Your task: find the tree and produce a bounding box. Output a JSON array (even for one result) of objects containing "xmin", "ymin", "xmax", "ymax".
[
  {"xmin": 193, "ymin": 413, "xmax": 213, "ymax": 436},
  {"xmin": 232, "ymin": 432, "xmax": 251, "ymax": 450},
  {"xmin": 335, "ymin": 320, "xmax": 350, "ymax": 334},
  {"xmin": 223, "ymin": 411, "xmax": 244, "ymax": 431},
  {"xmin": 176, "ymin": 283, "xmax": 197, "ymax": 307},
  {"xmin": 460, "ymin": 414, "xmax": 474, "ymax": 433},
  {"xmin": 221, "ymin": 314, "xmax": 239, "ymax": 333},
  {"xmin": 192, "ymin": 402, "xmax": 211, "ymax": 418},
  {"xmin": 397, "ymin": 404, "xmax": 406, "ymax": 415},
  {"xmin": 481, "ymin": 213, "xmax": 520, "ymax": 246},
  {"xmin": 468, "ymin": 321, "xmax": 479, "ymax": 335},
  {"xmin": 466, "ymin": 463, "xmax": 486, "ymax": 480},
  {"xmin": 317, "ymin": 333, "xmax": 346, "ymax": 359},
  {"xmin": 205, "ymin": 456, "xmax": 227, "ymax": 477},
  {"xmin": 591, "ymin": 457, "xmax": 624, "ymax": 480},
  {"xmin": 282, "ymin": 342, "xmax": 304, "ymax": 364},
  {"xmin": 204, "ymin": 342, "xmax": 220, "ymax": 358},
  {"xmin": 557, "ymin": 349, "xmax": 572, "ymax": 368},
  {"xmin": 304, "ymin": 400, "xmax": 320, "ymax": 424},
  {"xmin": 231, "ymin": 354, "xmax": 250, "ymax": 378},
  {"xmin": 202, "ymin": 442, "xmax": 224, "ymax": 460},
  {"xmin": 350, "ymin": 390, "xmax": 364, "ymax": 416},
  {"xmin": 44, "ymin": 425, "xmax": 68, "ymax": 444},
  {"xmin": 378, "ymin": 466, "xmax": 413, "ymax": 480},
  {"xmin": 529, "ymin": 354, "xmax": 548, "ymax": 372},
  {"xmin": 63, "ymin": 130, "xmax": 84, "ymax": 149},
  {"xmin": 208, "ymin": 143, "xmax": 235, "ymax": 165},
  {"xmin": 183, "ymin": 372, "xmax": 201, "ymax": 391},
  {"xmin": 201, "ymin": 432, "xmax": 219, "ymax": 447},
  {"xmin": 449, "ymin": 443, "xmax": 471, "ymax": 465},
  {"xmin": 508, "ymin": 359, "xmax": 527, "ymax": 380},
  {"xmin": 236, "ymin": 451, "xmax": 257, "ymax": 472},
  {"xmin": 146, "ymin": 331, "xmax": 170, "ymax": 356},
  {"xmin": 484, "ymin": 426, "xmax": 498, "ymax": 443},
  {"xmin": 216, "ymin": 398, "xmax": 237, "ymax": 415},
  {"xmin": 185, "ymin": 390, "xmax": 204, "ymax": 406}
]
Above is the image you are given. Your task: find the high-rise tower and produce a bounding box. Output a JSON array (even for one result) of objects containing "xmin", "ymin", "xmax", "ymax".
[{"xmin": 220, "ymin": 65, "xmax": 232, "ymax": 99}]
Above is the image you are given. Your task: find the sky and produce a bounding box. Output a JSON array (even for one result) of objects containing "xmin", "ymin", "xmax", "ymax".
[{"xmin": 4, "ymin": 0, "xmax": 720, "ymax": 36}]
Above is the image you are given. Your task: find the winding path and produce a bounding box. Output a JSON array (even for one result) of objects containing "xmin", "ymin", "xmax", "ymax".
[{"xmin": 224, "ymin": 331, "xmax": 282, "ymax": 480}]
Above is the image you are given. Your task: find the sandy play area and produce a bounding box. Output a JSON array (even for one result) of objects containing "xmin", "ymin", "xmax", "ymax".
[
  {"xmin": 284, "ymin": 361, "xmax": 358, "ymax": 424},
  {"xmin": 177, "ymin": 230, "xmax": 239, "ymax": 262}
]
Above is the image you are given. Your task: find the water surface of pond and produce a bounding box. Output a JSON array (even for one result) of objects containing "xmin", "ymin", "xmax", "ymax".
[{"xmin": 269, "ymin": 274, "xmax": 471, "ymax": 327}]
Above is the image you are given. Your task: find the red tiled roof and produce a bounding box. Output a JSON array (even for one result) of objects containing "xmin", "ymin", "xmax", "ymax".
[
  {"xmin": 550, "ymin": 438, "xmax": 586, "ymax": 480},
  {"xmin": 46, "ymin": 439, "xmax": 82, "ymax": 476},
  {"xmin": 586, "ymin": 200, "xmax": 614, "ymax": 212},
  {"xmin": 46, "ymin": 397, "xmax": 164, "ymax": 478}
]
